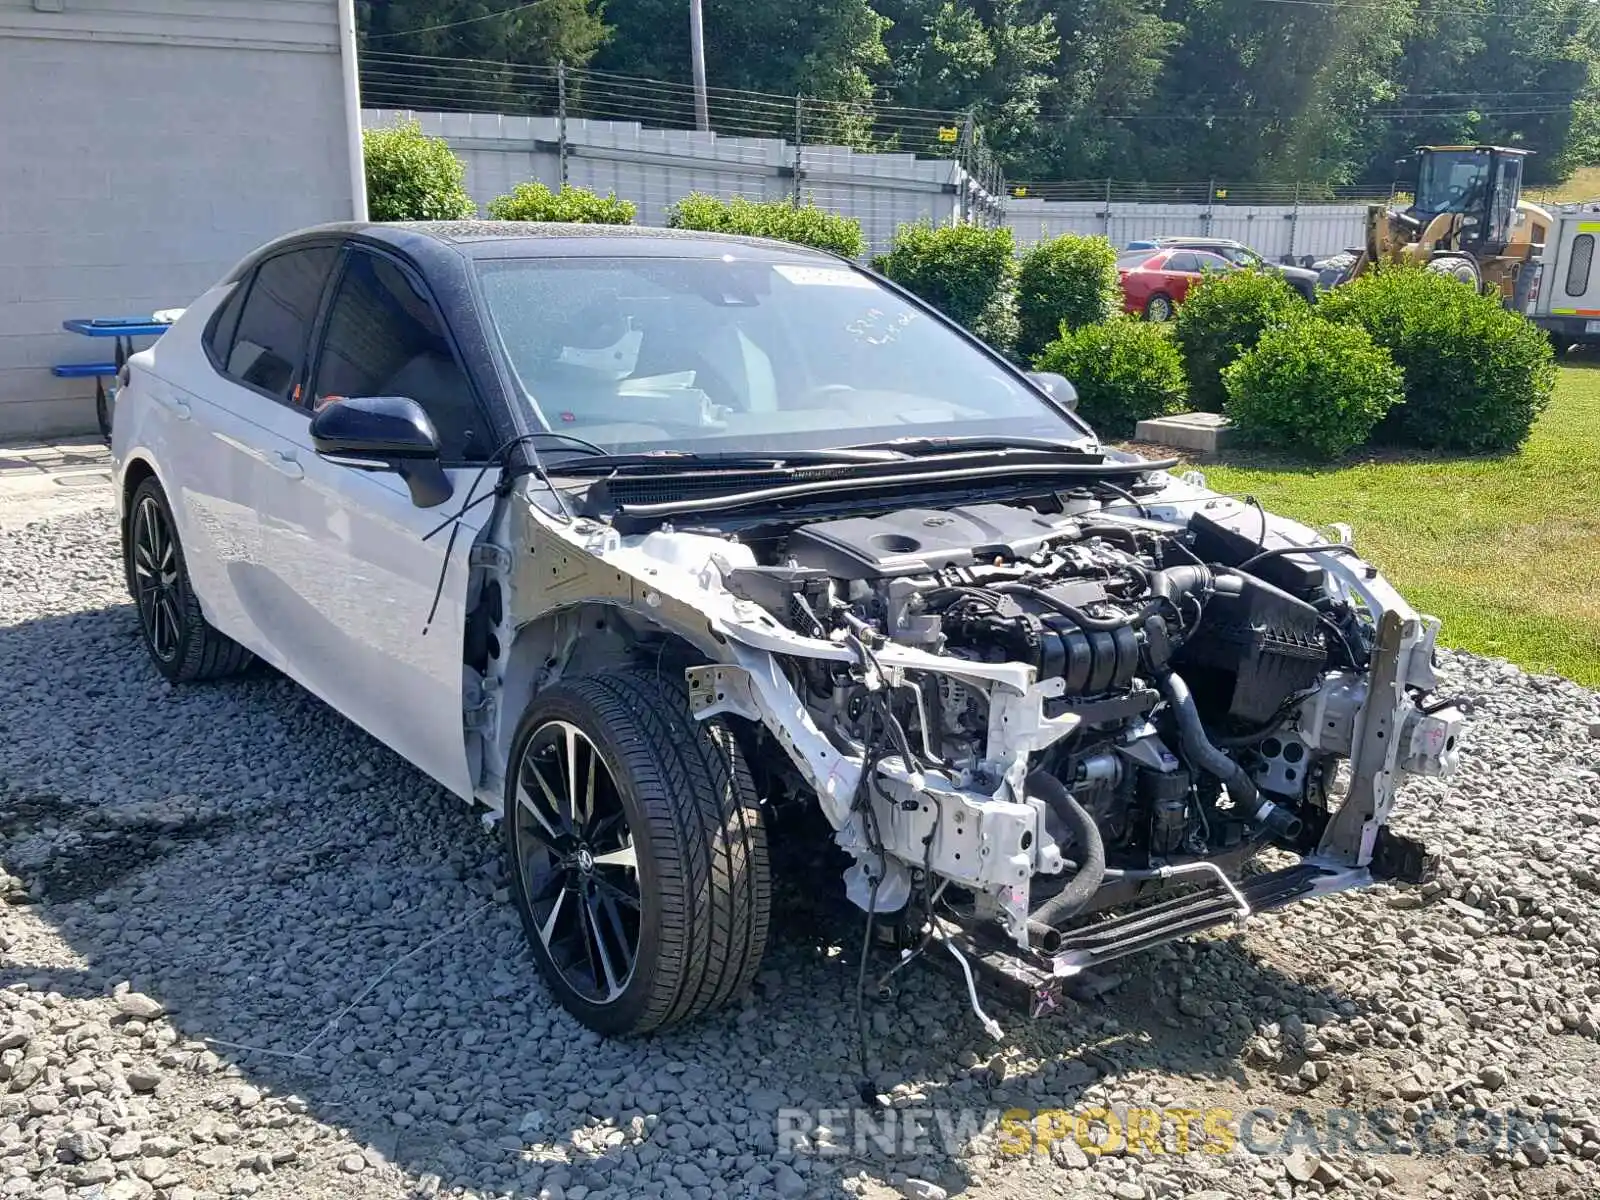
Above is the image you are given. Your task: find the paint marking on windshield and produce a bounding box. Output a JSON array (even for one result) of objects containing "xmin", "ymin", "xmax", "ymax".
[{"xmin": 773, "ymin": 264, "xmax": 875, "ymax": 288}]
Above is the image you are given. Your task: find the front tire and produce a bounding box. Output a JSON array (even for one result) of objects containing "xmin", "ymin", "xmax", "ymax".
[
  {"xmin": 1427, "ymin": 255, "xmax": 1481, "ymax": 290},
  {"xmin": 123, "ymin": 477, "xmax": 253, "ymax": 683},
  {"xmin": 1145, "ymin": 293, "xmax": 1174, "ymax": 321},
  {"xmin": 505, "ymin": 671, "xmax": 770, "ymax": 1035}
]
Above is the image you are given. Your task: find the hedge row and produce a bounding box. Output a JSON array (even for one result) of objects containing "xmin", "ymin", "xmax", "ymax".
[
  {"xmin": 666, "ymin": 194, "xmax": 866, "ymax": 258},
  {"xmin": 1034, "ymin": 265, "xmax": 1554, "ymax": 458}
]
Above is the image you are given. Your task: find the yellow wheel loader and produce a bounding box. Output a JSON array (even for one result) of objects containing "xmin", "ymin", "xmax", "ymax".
[{"xmin": 1336, "ymin": 146, "xmax": 1550, "ymax": 308}]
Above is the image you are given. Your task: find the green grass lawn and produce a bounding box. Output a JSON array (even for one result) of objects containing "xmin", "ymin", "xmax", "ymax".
[
  {"xmin": 1530, "ymin": 166, "xmax": 1600, "ymax": 206},
  {"xmin": 1198, "ymin": 363, "xmax": 1600, "ymax": 686}
]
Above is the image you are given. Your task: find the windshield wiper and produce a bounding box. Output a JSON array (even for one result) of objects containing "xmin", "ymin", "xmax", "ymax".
[
  {"xmin": 836, "ymin": 434, "xmax": 1097, "ymax": 456},
  {"xmin": 548, "ymin": 447, "xmax": 911, "ymax": 475}
]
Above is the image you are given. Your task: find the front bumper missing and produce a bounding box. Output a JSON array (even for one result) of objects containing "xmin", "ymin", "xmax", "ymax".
[{"xmin": 946, "ymin": 854, "xmax": 1393, "ymax": 1018}]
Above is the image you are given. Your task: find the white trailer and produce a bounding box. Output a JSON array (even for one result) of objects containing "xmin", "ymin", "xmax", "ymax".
[{"xmin": 1525, "ymin": 201, "xmax": 1600, "ymax": 352}]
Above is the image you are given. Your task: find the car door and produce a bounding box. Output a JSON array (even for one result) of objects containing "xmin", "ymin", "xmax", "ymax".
[
  {"xmin": 272, "ymin": 244, "xmax": 500, "ymax": 800},
  {"xmin": 1118, "ymin": 251, "xmax": 1164, "ymax": 313},
  {"xmin": 1163, "ymin": 251, "xmax": 1203, "ymax": 302},
  {"xmin": 176, "ymin": 244, "xmax": 340, "ymax": 659},
  {"xmin": 1168, "ymin": 250, "xmax": 1233, "ymax": 304}
]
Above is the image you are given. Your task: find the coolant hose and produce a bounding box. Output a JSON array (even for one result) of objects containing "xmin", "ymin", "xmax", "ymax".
[
  {"xmin": 1156, "ymin": 669, "xmax": 1303, "ymax": 840},
  {"xmin": 1026, "ymin": 770, "xmax": 1107, "ymax": 929}
]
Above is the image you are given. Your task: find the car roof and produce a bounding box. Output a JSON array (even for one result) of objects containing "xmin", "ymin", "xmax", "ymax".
[
  {"xmin": 290, "ymin": 220, "xmax": 841, "ymax": 262},
  {"xmin": 1154, "ymin": 236, "xmax": 1243, "ymax": 248}
]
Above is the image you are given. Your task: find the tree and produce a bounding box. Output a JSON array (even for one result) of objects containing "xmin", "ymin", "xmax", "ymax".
[
  {"xmin": 359, "ymin": 0, "xmax": 608, "ymax": 65},
  {"xmin": 878, "ymin": 0, "xmax": 1057, "ymax": 154},
  {"xmin": 594, "ymin": 0, "xmax": 890, "ymax": 101},
  {"xmin": 1114, "ymin": 0, "xmax": 1410, "ymax": 186},
  {"xmin": 1358, "ymin": 0, "xmax": 1600, "ymax": 186},
  {"xmin": 357, "ymin": 0, "xmax": 608, "ymax": 115},
  {"xmin": 1005, "ymin": 0, "xmax": 1180, "ymax": 180}
]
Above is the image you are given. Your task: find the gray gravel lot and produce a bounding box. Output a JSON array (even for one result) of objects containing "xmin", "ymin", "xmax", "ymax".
[{"xmin": 1, "ymin": 498, "xmax": 1598, "ymax": 1200}]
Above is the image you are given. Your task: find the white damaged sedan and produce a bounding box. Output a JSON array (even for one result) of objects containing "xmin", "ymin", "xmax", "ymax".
[{"xmin": 113, "ymin": 221, "xmax": 1464, "ymax": 1039}]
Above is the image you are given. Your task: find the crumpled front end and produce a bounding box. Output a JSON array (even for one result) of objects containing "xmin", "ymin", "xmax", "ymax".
[{"xmin": 512, "ymin": 462, "xmax": 1464, "ymax": 1008}]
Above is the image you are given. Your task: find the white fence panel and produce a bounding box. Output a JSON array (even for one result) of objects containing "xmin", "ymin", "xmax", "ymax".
[
  {"xmin": 1007, "ymin": 198, "xmax": 1368, "ymax": 261},
  {"xmin": 365, "ymin": 108, "xmax": 971, "ymax": 255}
]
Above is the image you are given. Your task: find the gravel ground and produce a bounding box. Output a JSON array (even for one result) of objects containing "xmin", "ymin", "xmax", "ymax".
[{"xmin": 1, "ymin": 499, "xmax": 1598, "ymax": 1200}]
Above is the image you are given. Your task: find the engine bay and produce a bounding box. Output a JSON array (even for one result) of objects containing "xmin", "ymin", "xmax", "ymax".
[{"xmin": 720, "ymin": 495, "xmax": 1400, "ymax": 894}]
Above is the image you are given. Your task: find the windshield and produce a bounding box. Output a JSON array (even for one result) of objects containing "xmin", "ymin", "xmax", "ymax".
[
  {"xmin": 473, "ymin": 256, "xmax": 1092, "ymax": 456},
  {"xmin": 1415, "ymin": 150, "xmax": 1491, "ymax": 215}
]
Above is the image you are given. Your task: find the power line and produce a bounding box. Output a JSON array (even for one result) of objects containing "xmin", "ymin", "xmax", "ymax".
[
  {"xmin": 1031, "ymin": 105, "xmax": 1577, "ymax": 122},
  {"xmin": 1202, "ymin": 0, "xmax": 1589, "ymax": 19},
  {"xmin": 365, "ymin": 0, "xmax": 563, "ymax": 41}
]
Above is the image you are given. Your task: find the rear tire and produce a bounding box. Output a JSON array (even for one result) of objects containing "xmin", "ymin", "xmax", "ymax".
[
  {"xmin": 505, "ymin": 670, "xmax": 770, "ymax": 1035},
  {"xmin": 123, "ymin": 477, "xmax": 254, "ymax": 683},
  {"xmin": 1145, "ymin": 293, "xmax": 1174, "ymax": 322}
]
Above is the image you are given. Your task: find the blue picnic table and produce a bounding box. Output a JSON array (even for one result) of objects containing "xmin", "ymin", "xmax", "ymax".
[{"xmin": 56, "ymin": 314, "xmax": 178, "ymax": 437}]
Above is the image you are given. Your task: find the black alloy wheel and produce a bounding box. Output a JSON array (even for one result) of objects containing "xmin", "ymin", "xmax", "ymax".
[
  {"xmin": 130, "ymin": 492, "xmax": 182, "ymax": 665},
  {"xmin": 504, "ymin": 671, "xmax": 770, "ymax": 1036},
  {"xmin": 122, "ymin": 476, "xmax": 253, "ymax": 683},
  {"xmin": 514, "ymin": 718, "xmax": 642, "ymax": 1005}
]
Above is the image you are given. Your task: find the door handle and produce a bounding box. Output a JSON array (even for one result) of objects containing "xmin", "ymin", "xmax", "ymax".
[
  {"xmin": 152, "ymin": 391, "xmax": 191, "ymax": 421},
  {"xmin": 270, "ymin": 450, "xmax": 304, "ymax": 481}
]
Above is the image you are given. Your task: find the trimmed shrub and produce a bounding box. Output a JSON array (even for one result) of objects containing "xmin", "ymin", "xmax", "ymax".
[
  {"xmin": 871, "ymin": 222, "xmax": 1018, "ymax": 355},
  {"xmin": 1317, "ymin": 266, "xmax": 1556, "ymax": 453},
  {"xmin": 1223, "ymin": 319, "xmax": 1404, "ymax": 460},
  {"xmin": 1016, "ymin": 233, "xmax": 1120, "ymax": 360},
  {"xmin": 363, "ymin": 120, "xmax": 477, "ymax": 222},
  {"xmin": 487, "ymin": 181, "xmax": 635, "ymax": 224},
  {"xmin": 1032, "ymin": 316, "xmax": 1188, "ymax": 437},
  {"xmin": 666, "ymin": 194, "xmax": 865, "ymax": 258},
  {"xmin": 1172, "ymin": 269, "xmax": 1309, "ymax": 411}
]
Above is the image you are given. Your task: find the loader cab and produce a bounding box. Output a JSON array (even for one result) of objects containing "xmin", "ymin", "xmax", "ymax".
[{"xmin": 1410, "ymin": 145, "xmax": 1528, "ymax": 253}]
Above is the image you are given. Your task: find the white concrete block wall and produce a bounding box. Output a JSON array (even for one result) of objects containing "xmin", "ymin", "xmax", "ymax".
[
  {"xmin": 1007, "ymin": 198, "xmax": 1368, "ymax": 260},
  {"xmin": 0, "ymin": 1, "xmax": 356, "ymax": 439},
  {"xmin": 369, "ymin": 109, "xmax": 968, "ymax": 255}
]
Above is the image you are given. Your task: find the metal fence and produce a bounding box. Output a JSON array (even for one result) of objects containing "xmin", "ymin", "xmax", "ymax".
[{"xmin": 360, "ymin": 52, "xmax": 1005, "ymax": 253}]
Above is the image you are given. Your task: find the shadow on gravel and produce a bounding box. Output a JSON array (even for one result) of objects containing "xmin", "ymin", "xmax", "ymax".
[{"xmin": 1, "ymin": 602, "xmax": 1354, "ymax": 1199}]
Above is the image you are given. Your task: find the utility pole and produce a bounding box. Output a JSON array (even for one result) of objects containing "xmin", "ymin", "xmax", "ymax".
[{"xmin": 689, "ymin": 0, "xmax": 710, "ymax": 132}]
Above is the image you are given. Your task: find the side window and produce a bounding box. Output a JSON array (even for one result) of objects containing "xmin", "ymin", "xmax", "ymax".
[
  {"xmin": 204, "ymin": 278, "xmax": 251, "ymax": 368},
  {"xmin": 1565, "ymin": 234, "xmax": 1594, "ymax": 297},
  {"xmin": 311, "ymin": 249, "xmax": 492, "ymax": 463},
  {"xmin": 225, "ymin": 247, "xmax": 336, "ymax": 402},
  {"xmin": 1167, "ymin": 252, "xmax": 1200, "ymax": 273},
  {"xmin": 1195, "ymin": 252, "xmax": 1231, "ymax": 272}
]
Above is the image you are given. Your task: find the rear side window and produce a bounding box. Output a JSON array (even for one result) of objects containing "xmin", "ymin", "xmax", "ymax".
[
  {"xmin": 1565, "ymin": 234, "xmax": 1594, "ymax": 297},
  {"xmin": 205, "ymin": 280, "xmax": 250, "ymax": 367},
  {"xmin": 1117, "ymin": 250, "xmax": 1159, "ymax": 268},
  {"xmin": 223, "ymin": 247, "xmax": 336, "ymax": 402},
  {"xmin": 1167, "ymin": 252, "xmax": 1200, "ymax": 273}
]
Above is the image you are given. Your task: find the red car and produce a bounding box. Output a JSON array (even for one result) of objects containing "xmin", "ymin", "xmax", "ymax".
[{"xmin": 1117, "ymin": 247, "xmax": 1234, "ymax": 320}]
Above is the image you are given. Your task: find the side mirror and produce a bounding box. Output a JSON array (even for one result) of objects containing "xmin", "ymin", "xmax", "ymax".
[
  {"xmin": 309, "ymin": 395, "xmax": 453, "ymax": 508},
  {"xmin": 1026, "ymin": 371, "xmax": 1079, "ymax": 412}
]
